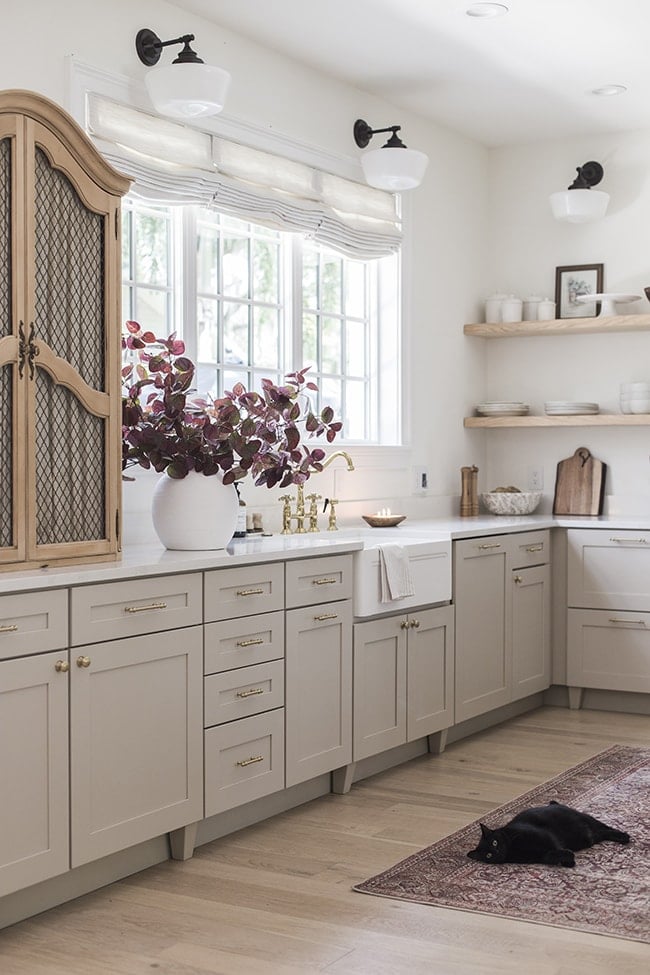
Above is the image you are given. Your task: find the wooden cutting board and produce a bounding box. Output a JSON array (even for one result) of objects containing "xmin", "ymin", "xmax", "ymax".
[{"xmin": 553, "ymin": 447, "xmax": 607, "ymax": 515}]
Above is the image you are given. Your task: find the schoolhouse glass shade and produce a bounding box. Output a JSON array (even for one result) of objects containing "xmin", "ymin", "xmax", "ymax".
[{"xmin": 145, "ymin": 62, "xmax": 231, "ymax": 119}]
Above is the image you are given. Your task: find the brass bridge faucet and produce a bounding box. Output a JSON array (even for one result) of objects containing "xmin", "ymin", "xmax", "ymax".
[{"xmin": 279, "ymin": 451, "xmax": 354, "ymax": 534}]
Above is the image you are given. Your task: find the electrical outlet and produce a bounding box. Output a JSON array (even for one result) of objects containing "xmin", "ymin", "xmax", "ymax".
[
  {"xmin": 528, "ymin": 466, "xmax": 544, "ymax": 490},
  {"xmin": 413, "ymin": 466, "xmax": 429, "ymax": 492}
]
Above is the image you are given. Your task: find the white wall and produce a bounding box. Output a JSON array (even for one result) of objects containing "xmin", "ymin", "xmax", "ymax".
[
  {"xmin": 2, "ymin": 0, "xmax": 491, "ymax": 540},
  {"xmin": 484, "ymin": 132, "xmax": 650, "ymax": 512}
]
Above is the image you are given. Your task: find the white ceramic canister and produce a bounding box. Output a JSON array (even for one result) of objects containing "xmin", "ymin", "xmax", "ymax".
[
  {"xmin": 522, "ymin": 295, "xmax": 542, "ymax": 321},
  {"xmin": 501, "ymin": 295, "xmax": 523, "ymax": 323},
  {"xmin": 537, "ymin": 298, "xmax": 556, "ymax": 321},
  {"xmin": 485, "ymin": 293, "xmax": 507, "ymax": 323}
]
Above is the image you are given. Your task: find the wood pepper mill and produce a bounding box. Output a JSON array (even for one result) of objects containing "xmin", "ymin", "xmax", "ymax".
[{"xmin": 460, "ymin": 465, "xmax": 479, "ymax": 517}]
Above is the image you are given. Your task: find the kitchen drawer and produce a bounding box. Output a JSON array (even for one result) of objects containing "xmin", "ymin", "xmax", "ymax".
[
  {"xmin": 204, "ymin": 708, "xmax": 284, "ymax": 816},
  {"xmin": 0, "ymin": 589, "xmax": 68, "ymax": 660},
  {"xmin": 567, "ymin": 608, "xmax": 650, "ymax": 694},
  {"xmin": 204, "ymin": 660, "xmax": 284, "ymax": 727},
  {"xmin": 509, "ymin": 530, "xmax": 550, "ymax": 568},
  {"xmin": 70, "ymin": 573, "xmax": 202, "ymax": 646},
  {"xmin": 285, "ymin": 554, "xmax": 353, "ymax": 609},
  {"xmin": 204, "ymin": 611, "xmax": 284, "ymax": 675},
  {"xmin": 204, "ymin": 563, "xmax": 284, "ymax": 622},
  {"xmin": 567, "ymin": 529, "xmax": 650, "ymax": 611}
]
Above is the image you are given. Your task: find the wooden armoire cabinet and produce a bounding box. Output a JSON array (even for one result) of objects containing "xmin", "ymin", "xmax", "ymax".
[{"xmin": 0, "ymin": 90, "xmax": 130, "ymax": 570}]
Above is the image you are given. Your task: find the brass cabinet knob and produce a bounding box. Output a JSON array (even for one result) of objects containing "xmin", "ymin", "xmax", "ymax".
[
  {"xmin": 514, "ymin": 575, "xmax": 523, "ymax": 584},
  {"xmin": 54, "ymin": 659, "xmax": 69, "ymax": 673},
  {"xmin": 76, "ymin": 655, "xmax": 91, "ymax": 668},
  {"xmin": 410, "ymin": 619, "xmax": 420, "ymax": 628},
  {"xmin": 400, "ymin": 619, "xmax": 409, "ymax": 629}
]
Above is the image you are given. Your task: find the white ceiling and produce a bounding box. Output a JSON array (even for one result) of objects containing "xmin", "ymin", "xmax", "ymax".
[{"xmin": 172, "ymin": 0, "xmax": 650, "ymax": 147}]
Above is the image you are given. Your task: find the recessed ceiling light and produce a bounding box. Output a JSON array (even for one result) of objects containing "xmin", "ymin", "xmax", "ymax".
[
  {"xmin": 591, "ymin": 85, "xmax": 628, "ymax": 96},
  {"xmin": 466, "ymin": 3, "xmax": 509, "ymax": 17}
]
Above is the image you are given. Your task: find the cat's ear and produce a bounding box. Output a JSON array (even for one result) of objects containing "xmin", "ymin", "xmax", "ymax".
[{"xmin": 480, "ymin": 823, "xmax": 492, "ymax": 839}]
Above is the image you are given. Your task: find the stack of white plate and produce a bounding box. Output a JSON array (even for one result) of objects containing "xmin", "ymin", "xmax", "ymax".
[
  {"xmin": 544, "ymin": 401, "xmax": 599, "ymax": 415},
  {"xmin": 476, "ymin": 402, "xmax": 529, "ymax": 417}
]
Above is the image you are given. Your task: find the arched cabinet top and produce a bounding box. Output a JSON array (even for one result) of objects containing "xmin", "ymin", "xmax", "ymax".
[{"xmin": 0, "ymin": 89, "xmax": 132, "ymax": 197}]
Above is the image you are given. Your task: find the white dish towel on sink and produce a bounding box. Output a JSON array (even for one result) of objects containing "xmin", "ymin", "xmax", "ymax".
[{"xmin": 378, "ymin": 544, "xmax": 415, "ymax": 602}]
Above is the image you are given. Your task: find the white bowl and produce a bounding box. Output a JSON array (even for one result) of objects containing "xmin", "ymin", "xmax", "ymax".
[
  {"xmin": 480, "ymin": 491, "xmax": 542, "ymax": 515},
  {"xmin": 620, "ymin": 382, "xmax": 650, "ymax": 393},
  {"xmin": 620, "ymin": 399, "xmax": 650, "ymax": 414}
]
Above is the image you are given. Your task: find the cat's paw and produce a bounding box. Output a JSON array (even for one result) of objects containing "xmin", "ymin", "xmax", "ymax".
[
  {"xmin": 545, "ymin": 849, "xmax": 575, "ymax": 867},
  {"xmin": 616, "ymin": 831, "xmax": 630, "ymax": 845}
]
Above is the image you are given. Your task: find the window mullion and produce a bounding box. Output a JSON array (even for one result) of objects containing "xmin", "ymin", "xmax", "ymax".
[
  {"xmin": 180, "ymin": 207, "xmax": 196, "ymax": 362},
  {"xmin": 290, "ymin": 236, "xmax": 303, "ymax": 374}
]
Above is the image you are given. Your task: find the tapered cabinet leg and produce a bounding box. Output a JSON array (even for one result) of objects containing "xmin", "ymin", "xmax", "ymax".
[
  {"xmin": 332, "ymin": 762, "xmax": 356, "ymax": 794},
  {"xmin": 427, "ymin": 728, "xmax": 448, "ymax": 754},
  {"xmin": 169, "ymin": 822, "xmax": 198, "ymax": 860},
  {"xmin": 568, "ymin": 686, "xmax": 584, "ymax": 710}
]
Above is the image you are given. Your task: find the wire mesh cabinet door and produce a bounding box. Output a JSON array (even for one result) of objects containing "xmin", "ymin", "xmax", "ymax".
[
  {"xmin": 0, "ymin": 113, "xmax": 26, "ymax": 566},
  {"xmin": 0, "ymin": 91, "xmax": 131, "ymax": 569}
]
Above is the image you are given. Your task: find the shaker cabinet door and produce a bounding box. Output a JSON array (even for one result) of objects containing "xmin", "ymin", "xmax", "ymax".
[{"xmin": 0, "ymin": 651, "xmax": 69, "ymax": 896}]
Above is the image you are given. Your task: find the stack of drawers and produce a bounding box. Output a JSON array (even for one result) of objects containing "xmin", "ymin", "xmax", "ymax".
[{"xmin": 204, "ymin": 563, "xmax": 286, "ymax": 816}]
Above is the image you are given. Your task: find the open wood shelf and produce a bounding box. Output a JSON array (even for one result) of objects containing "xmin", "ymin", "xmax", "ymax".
[
  {"xmin": 464, "ymin": 314, "xmax": 650, "ymax": 338},
  {"xmin": 465, "ymin": 414, "xmax": 650, "ymax": 428}
]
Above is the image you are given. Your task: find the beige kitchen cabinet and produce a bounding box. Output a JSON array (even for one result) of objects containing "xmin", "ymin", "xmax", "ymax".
[
  {"xmin": 0, "ymin": 650, "xmax": 69, "ymax": 897},
  {"xmin": 511, "ymin": 563, "xmax": 551, "ymax": 700},
  {"xmin": 70, "ymin": 625, "xmax": 203, "ymax": 867},
  {"xmin": 0, "ymin": 91, "xmax": 130, "ymax": 570},
  {"xmin": 454, "ymin": 530, "xmax": 551, "ymax": 722},
  {"xmin": 353, "ymin": 605, "xmax": 454, "ymax": 762},
  {"xmin": 285, "ymin": 599, "xmax": 353, "ymax": 787},
  {"xmin": 567, "ymin": 529, "xmax": 650, "ymax": 706}
]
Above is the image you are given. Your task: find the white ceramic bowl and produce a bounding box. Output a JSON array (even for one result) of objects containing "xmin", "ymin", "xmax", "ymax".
[
  {"xmin": 620, "ymin": 399, "xmax": 650, "ymax": 414},
  {"xmin": 480, "ymin": 491, "xmax": 542, "ymax": 515},
  {"xmin": 620, "ymin": 382, "xmax": 650, "ymax": 394}
]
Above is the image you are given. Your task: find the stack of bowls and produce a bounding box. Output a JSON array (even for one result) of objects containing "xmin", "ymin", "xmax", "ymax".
[{"xmin": 620, "ymin": 382, "xmax": 650, "ymax": 414}]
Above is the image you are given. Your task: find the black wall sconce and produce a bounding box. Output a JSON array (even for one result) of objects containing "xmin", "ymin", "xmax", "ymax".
[
  {"xmin": 353, "ymin": 118, "xmax": 428, "ymax": 190},
  {"xmin": 549, "ymin": 161, "xmax": 609, "ymax": 223},
  {"xmin": 135, "ymin": 27, "xmax": 231, "ymax": 119}
]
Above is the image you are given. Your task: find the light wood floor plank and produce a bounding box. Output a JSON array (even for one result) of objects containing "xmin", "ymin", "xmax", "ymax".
[{"xmin": 1, "ymin": 706, "xmax": 649, "ymax": 974}]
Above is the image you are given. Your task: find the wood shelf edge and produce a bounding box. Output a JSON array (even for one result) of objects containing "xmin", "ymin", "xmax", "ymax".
[
  {"xmin": 464, "ymin": 414, "xmax": 650, "ymax": 428},
  {"xmin": 464, "ymin": 314, "xmax": 650, "ymax": 338}
]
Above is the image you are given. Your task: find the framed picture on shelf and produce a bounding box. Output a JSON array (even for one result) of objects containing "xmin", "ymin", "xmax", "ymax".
[{"xmin": 555, "ymin": 263, "xmax": 604, "ymax": 319}]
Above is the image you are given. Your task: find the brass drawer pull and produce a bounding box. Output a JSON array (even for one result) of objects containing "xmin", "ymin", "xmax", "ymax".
[
  {"xmin": 312, "ymin": 577, "xmax": 337, "ymax": 585},
  {"xmin": 478, "ymin": 542, "xmax": 501, "ymax": 550},
  {"xmin": 236, "ymin": 588, "xmax": 265, "ymax": 596},
  {"xmin": 236, "ymin": 637, "xmax": 265, "ymax": 648},
  {"xmin": 0, "ymin": 624, "xmax": 18, "ymax": 633},
  {"xmin": 124, "ymin": 601, "xmax": 167, "ymax": 614},
  {"xmin": 55, "ymin": 660, "xmax": 69, "ymax": 673},
  {"xmin": 236, "ymin": 755, "xmax": 264, "ymax": 767},
  {"xmin": 525, "ymin": 544, "xmax": 543, "ymax": 552},
  {"xmin": 608, "ymin": 618, "xmax": 647, "ymax": 626},
  {"xmin": 314, "ymin": 613, "xmax": 338, "ymax": 622},
  {"xmin": 76, "ymin": 656, "xmax": 91, "ymax": 668},
  {"xmin": 236, "ymin": 687, "xmax": 265, "ymax": 698},
  {"xmin": 609, "ymin": 537, "xmax": 647, "ymax": 544}
]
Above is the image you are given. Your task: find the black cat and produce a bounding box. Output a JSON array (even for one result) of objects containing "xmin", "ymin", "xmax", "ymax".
[{"xmin": 467, "ymin": 800, "xmax": 630, "ymax": 867}]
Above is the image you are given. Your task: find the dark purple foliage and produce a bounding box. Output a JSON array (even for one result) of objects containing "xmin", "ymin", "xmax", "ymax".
[{"xmin": 121, "ymin": 322, "xmax": 342, "ymax": 483}]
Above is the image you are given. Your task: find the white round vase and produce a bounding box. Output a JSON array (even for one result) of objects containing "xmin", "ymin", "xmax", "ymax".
[{"xmin": 151, "ymin": 470, "xmax": 239, "ymax": 550}]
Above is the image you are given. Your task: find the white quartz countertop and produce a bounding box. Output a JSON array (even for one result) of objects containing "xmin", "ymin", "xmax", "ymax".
[{"xmin": 2, "ymin": 512, "xmax": 650, "ymax": 594}]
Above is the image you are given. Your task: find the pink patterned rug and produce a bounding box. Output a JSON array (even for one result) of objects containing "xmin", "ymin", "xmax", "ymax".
[{"xmin": 354, "ymin": 745, "xmax": 649, "ymax": 942}]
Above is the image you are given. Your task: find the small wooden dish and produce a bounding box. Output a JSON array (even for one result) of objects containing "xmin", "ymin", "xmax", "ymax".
[{"xmin": 362, "ymin": 514, "xmax": 406, "ymax": 528}]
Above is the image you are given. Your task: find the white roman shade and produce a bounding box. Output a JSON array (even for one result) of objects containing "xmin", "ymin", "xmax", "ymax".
[{"xmin": 87, "ymin": 95, "xmax": 402, "ymax": 259}]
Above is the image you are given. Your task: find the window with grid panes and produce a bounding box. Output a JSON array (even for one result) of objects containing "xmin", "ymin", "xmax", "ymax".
[{"xmin": 121, "ymin": 197, "xmax": 400, "ymax": 444}]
